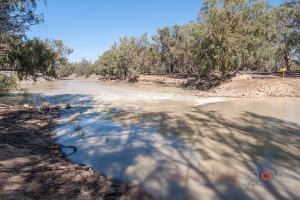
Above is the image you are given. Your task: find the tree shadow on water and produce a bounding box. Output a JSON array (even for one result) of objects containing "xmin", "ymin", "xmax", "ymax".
[
  {"xmin": 0, "ymin": 94, "xmax": 154, "ymax": 200},
  {"xmin": 69, "ymin": 106, "xmax": 300, "ymax": 200},
  {"xmin": 3, "ymin": 92, "xmax": 299, "ymax": 200}
]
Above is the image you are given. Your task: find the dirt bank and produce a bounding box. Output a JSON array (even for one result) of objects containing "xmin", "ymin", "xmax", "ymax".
[
  {"xmin": 0, "ymin": 104, "xmax": 154, "ymax": 200},
  {"xmin": 137, "ymin": 75, "xmax": 300, "ymax": 98},
  {"xmin": 59, "ymin": 73, "xmax": 300, "ymax": 98},
  {"xmin": 196, "ymin": 77, "xmax": 300, "ymax": 98}
]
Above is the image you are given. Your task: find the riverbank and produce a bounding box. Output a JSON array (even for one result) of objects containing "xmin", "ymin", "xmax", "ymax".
[
  {"xmin": 130, "ymin": 74, "xmax": 300, "ymax": 98},
  {"xmin": 196, "ymin": 76, "xmax": 300, "ymax": 98},
  {"xmin": 0, "ymin": 104, "xmax": 154, "ymax": 200},
  {"xmin": 64, "ymin": 73, "xmax": 300, "ymax": 98}
]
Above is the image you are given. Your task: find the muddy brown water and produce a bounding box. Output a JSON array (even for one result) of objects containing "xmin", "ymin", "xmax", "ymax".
[{"xmin": 1, "ymin": 80, "xmax": 300, "ymax": 200}]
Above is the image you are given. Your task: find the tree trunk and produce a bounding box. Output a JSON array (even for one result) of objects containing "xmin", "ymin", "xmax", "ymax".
[
  {"xmin": 284, "ymin": 50, "xmax": 292, "ymax": 72},
  {"xmin": 223, "ymin": 65, "xmax": 244, "ymax": 80},
  {"xmin": 124, "ymin": 67, "xmax": 128, "ymax": 78},
  {"xmin": 170, "ymin": 64, "xmax": 174, "ymax": 74}
]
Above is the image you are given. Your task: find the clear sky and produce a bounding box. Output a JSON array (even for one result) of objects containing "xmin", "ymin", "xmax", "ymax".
[{"xmin": 27, "ymin": 0, "xmax": 283, "ymax": 62}]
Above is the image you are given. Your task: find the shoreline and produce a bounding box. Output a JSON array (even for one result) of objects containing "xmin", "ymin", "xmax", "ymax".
[
  {"xmin": 0, "ymin": 104, "xmax": 154, "ymax": 200},
  {"xmin": 58, "ymin": 74, "xmax": 300, "ymax": 98}
]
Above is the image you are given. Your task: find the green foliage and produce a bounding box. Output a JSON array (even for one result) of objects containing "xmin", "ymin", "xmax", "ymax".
[
  {"xmin": 75, "ymin": 58, "xmax": 95, "ymax": 77},
  {"xmin": 57, "ymin": 63, "xmax": 75, "ymax": 77},
  {"xmin": 152, "ymin": 24, "xmax": 197, "ymax": 75},
  {"xmin": 1, "ymin": 36, "xmax": 73, "ymax": 81},
  {"xmin": 273, "ymin": 0, "xmax": 300, "ymax": 71},
  {"xmin": 0, "ymin": 0, "xmax": 73, "ymax": 84},
  {"xmin": 0, "ymin": 74, "xmax": 16, "ymax": 95},
  {"xmin": 20, "ymin": 88, "xmax": 31, "ymax": 104},
  {"xmin": 95, "ymin": 35, "xmax": 152, "ymax": 79},
  {"xmin": 58, "ymin": 58, "xmax": 94, "ymax": 77},
  {"xmin": 93, "ymin": 0, "xmax": 300, "ymax": 81},
  {"xmin": 0, "ymin": 0, "xmax": 43, "ymax": 35},
  {"xmin": 196, "ymin": 0, "xmax": 278, "ymax": 77}
]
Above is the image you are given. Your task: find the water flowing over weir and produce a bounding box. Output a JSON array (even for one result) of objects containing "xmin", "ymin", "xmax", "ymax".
[{"xmin": 11, "ymin": 80, "xmax": 300, "ymax": 200}]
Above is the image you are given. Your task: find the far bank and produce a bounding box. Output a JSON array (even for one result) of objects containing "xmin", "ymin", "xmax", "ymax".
[{"xmin": 59, "ymin": 73, "xmax": 300, "ymax": 98}]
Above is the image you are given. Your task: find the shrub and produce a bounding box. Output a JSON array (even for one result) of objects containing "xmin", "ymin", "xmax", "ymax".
[{"xmin": 0, "ymin": 74, "xmax": 17, "ymax": 95}]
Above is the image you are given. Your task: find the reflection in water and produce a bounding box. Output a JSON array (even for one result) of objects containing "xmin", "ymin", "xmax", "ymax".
[{"xmin": 2, "ymin": 80, "xmax": 300, "ymax": 200}]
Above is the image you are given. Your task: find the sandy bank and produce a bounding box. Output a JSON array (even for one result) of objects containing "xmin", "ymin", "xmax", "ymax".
[
  {"xmin": 196, "ymin": 77, "xmax": 300, "ymax": 98},
  {"xmin": 66, "ymin": 74, "xmax": 300, "ymax": 98},
  {"xmin": 138, "ymin": 75, "xmax": 300, "ymax": 98},
  {"xmin": 22, "ymin": 72, "xmax": 300, "ymax": 98}
]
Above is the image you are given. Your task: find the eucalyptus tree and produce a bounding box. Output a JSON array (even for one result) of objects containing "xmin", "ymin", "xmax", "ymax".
[
  {"xmin": 1, "ymin": 37, "xmax": 72, "ymax": 81},
  {"xmin": 96, "ymin": 34, "xmax": 153, "ymax": 78},
  {"xmin": 94, "ymin": 0, "xmax": 300, "ymax": 81},
  {"xmin": 113, "ymin": 36, "xmax": 142, "ymax": 78},
  {"xmin": 177, "ymin": 23, "xmax": 199, "ymax": 75},
  {"xmin": 197, "ymin": 0, "xmax": 277, "ymax": 78},
  {"xmin": 0, "ymin": 0, "xmax": 73, "ymax": 81},
  {"xmin": 0, "ymin": 0, "xmax": 43, "ymax": 35},
  {"xmin": 0, "ymin": 0, "xmax": 43, "ymax": 61},
  {"xmin": 273, "ymin": 0, "xmax": 300, "ymax": 71},
  {"xmin": 95, "ymin": 50, "xmax": 118, "ymax": 77},
  {"xmin": 151, "ymin": 24, "xmax": 198, "ymax": 75},
  {"xmin": 152, "ymin": 26, "xmax": 181, "ymax": 74}
]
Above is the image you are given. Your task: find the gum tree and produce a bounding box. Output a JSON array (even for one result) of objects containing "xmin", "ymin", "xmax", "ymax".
[{"xmin": 273, "ymin": 0, "xmax": 300, "ymax": 71}]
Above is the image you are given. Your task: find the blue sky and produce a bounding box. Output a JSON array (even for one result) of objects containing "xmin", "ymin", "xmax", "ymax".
[{"xmin": 27, "ymin": 0, "xmax": 283, "ymax": 62}]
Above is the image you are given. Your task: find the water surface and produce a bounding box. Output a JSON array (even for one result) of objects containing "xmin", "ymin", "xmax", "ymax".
[{"xmin": 3, "ymin": 80, "xmax": 300, "ymax": 200}]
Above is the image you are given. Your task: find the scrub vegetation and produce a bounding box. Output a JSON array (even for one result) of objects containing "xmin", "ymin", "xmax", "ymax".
[
  {"xmin": 58, "ymin": 0, "xmax": 300, "ymax": 83},
  {"xmin": 0, "ymin": 0, "xmax": 72, "ymax": 93}
]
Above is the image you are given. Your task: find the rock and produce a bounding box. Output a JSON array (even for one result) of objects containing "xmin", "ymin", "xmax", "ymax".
[
  {"xmin": 232, "ymin": 74, "xmax": 252, "ymax": 81},
  {"xmin": 65, "ymin": 103, "xmax": 72, "ymax": 109},
  {"xmin": 42, "ymin": 102, "xmax": 51, "ymax": 111},
  {"xmin": 23, "ymin": 104, "xmax": 36, "ymax": 111},
  {"xmin": 52, "ymin": 105, "xmax": 62, "ymax": 111},
  {"xmin": 23, "ymin": 104, "xmax": 30, "ymax": 108},
  {"xmin": 0, "ymin": 104, "xmax": 9, "ymax": 108},
  {"xmin": 127, "ymin": 76, "xmax": 139, "ymax": 83}
]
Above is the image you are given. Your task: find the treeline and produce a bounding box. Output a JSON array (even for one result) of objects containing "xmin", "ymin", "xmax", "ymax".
[
  {"xmin": 61, "ymin": 0, "xmax": 300, "ymax": 80},
  {"xmin": 58, "ymin": 58, "xmax": 94, "ymax": 77},
  {"xmin": 0, "ymin": 0, "xmax": 72, "ymax": 93}
]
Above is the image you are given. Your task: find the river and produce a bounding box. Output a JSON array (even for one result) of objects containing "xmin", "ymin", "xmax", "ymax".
[{"xmin": 4, "ymin": 80, "xmax": 300, "ymax": 200}]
